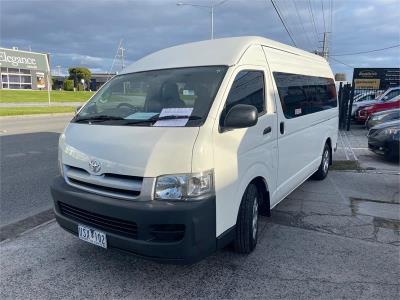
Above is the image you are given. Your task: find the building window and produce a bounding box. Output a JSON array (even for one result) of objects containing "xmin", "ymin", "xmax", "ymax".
[{"xmin": 0, "ymin": 67, "xmax": 32, "ymax": 89}]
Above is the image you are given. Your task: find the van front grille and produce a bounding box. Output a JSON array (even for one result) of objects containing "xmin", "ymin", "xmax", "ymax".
[
  {"xmin": 59, "ymin": 202, "xmax": 138, "ymax": 239},
  {"xmin": 64, "ymin": 165, "xmax": 142, "ymax": 200}
]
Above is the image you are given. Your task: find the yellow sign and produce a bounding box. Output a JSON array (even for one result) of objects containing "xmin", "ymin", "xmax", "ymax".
[{"xmin": 354, "ymin": 79, "xmax": 380, "ymax": 89}]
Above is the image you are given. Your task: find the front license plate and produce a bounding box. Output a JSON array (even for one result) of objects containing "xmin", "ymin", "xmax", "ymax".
[{"xmin": 78, "ymin": 224, "xmax": 107, "ymax": 249}]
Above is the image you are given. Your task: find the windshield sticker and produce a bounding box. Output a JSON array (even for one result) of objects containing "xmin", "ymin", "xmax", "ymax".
[
  {"xmin": 295, "ymin": 108, "xmax": 302, "ymax": 115},
  {"xmin": 158, "ymin": 107, "xmax": 193, "ymax": 118},
  {"xmin": 154, "ymin": 118, "xmax": 189, "ymax": 127},
  {"xmin": 125, "ymin": 112, "xmax": 158, "ymax": 120},
  {"xmin": 183, "ymin": 90, "xmax": 195, "ymax": 96}
]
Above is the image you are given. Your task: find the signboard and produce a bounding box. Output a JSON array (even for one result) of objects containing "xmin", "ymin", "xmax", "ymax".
[
  {"xmin": 0, "ymin": 48, "xmax": 48, "ymax": 71},
  {"xmin": 36, "ymin": 72, "xmax": 45, "ymax": 88},
  {"xmin": 353, "ymin": 68, "xmax": 400, "ymax": 90}
]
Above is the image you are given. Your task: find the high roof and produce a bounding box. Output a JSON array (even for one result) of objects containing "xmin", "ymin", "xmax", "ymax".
[{"xmin": 121, "ymin": 36, "xmax": 325, "ymax": 74}]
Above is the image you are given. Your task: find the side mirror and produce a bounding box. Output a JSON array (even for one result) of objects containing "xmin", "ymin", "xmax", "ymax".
[
  {"xmin": 75, "ymin": 106, "xmax": 82, "ymax": 115},
  {"xmin": 221, "ymin": 104, "xmax": 258, "ymax": 131}
]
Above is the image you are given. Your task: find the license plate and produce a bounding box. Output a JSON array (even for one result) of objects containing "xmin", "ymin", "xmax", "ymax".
[{"xmin": 78, "ymin": 224, "xmax": 107, "ymax": 249}]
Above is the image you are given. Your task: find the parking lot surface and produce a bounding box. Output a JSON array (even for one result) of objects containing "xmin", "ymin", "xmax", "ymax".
[{"xmin": 1, "ymin": 170, "xmax": 399, "ymax": 299}]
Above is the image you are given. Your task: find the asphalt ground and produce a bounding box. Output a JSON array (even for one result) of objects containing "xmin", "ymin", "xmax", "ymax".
[
  {"xmin": 1, "ymin": 115, "xmax": 399, "ymax": 299},
  {"xmin": 0, "ymin": 115, "xmax": 72, "ymax": 234},
  {"xmin": 1, "ymin": 171, "xmax": 398, "ymax": 299}
]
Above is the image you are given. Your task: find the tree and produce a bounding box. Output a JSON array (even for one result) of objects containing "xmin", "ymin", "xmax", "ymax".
[
  {"xmin": 63, "ymin": 79, "xmax": 74, "ymax": 91},
  {"xmin": 68, "ymin": 67, "xmax": 91, "ymax": 88}
]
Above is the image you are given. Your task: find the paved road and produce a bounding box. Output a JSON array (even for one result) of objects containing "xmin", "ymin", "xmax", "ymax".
[
  {"xmin": 0, "ymin": 115, "xmax": 72, "ymax": 228},
  {"xmin": 0, "ymin": 102, "xmax": 83, "ymax": 107},
  {"xmin": 1, "ymin": 171, "xmax": 399, "ymax": 299}
]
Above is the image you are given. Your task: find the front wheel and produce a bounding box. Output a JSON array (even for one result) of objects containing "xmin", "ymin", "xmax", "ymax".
[
  {"xmin": 234, "ymin": 184, "xmax": 259, "ymax": 254},
  {"xmin": 312, "ymin": 143, "xmax": 330, "ymax": 180}
]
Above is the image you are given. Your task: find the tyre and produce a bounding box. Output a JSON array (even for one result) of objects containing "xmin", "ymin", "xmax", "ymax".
[
  {"xmin": 312, "ymin": 143, "xmax": 330, "ymax": 180},
  {"xmin": 234, "ymin": 184, "xmax": 259, "ymax": 254}
]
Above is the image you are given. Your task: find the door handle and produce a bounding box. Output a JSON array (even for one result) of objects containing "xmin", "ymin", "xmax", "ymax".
[
  {"xmin": 263, "ymin": 127, "xmax": 272, "ymax": 135},
  {"xmin": 280, "ymin": 122, "xmax": 285, "ymax": 134}
]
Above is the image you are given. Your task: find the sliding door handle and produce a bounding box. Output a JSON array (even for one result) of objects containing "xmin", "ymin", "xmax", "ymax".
[{"xmin": 280, "ymin": 122, "xmax": 285, "ymax": 134}]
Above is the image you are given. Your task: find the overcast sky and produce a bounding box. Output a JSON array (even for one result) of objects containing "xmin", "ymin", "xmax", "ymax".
[{"xmin": 1, "ymin": 0, "xmax": 399, "ymax": 80}]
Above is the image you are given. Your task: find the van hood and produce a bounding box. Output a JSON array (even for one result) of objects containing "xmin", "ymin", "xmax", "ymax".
[{"xmin": 60, "ymin": 123, "xmax": 199, "ymax": 177}]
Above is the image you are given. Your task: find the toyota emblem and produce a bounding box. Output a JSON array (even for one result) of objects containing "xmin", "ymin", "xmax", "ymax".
[{"xmin": 89, "ymin": 159, "xmax": 101, "ymax": 173}]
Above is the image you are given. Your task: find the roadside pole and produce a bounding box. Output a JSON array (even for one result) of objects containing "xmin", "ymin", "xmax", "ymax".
[
  {"xmin": 47, "ymin": 73, "xmax": 51, "ymax": 106},
  {"xmin": 46, "ymin": 54, "xmax": 51, "ymax": 106}
]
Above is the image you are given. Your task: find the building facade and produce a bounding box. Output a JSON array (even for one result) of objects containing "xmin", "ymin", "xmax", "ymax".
[{"xmin": 0, "ymin": 47, "xmax": 51, "ymax": 90}]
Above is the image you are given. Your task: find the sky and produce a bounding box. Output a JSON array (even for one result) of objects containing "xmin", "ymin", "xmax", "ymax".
[{"xmin": 1, "ymin": 0, "xmax": 399, "ymax": 80}]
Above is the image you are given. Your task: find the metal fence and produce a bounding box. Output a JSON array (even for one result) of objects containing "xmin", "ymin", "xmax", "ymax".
[{"xmin": 337, "ymin": 83, "xmax": 385, "ymax": 131}]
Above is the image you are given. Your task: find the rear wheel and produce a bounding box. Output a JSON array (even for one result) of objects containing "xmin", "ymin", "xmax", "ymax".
[
  {"xmin": 312, "ymin": 143, "xmax": 330, "ymax": 180},
  {"xmin": 234, "ymin": 184, "xmax": 259, "ymax": 254}
]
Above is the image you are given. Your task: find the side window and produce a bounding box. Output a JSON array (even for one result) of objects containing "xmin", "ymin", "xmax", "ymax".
[
  {"xmin": 273, "ymin": 72, "xmax": 337, "ymax": 119},
  {"xmin": 224, "ymin": 70, "xmax": 265, "ymax": 115}
]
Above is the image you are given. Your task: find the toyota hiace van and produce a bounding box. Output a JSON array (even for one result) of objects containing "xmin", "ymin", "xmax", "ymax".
[{"xmin": 51, "ymin": 36, "xmax": 338, "ymax": 264}]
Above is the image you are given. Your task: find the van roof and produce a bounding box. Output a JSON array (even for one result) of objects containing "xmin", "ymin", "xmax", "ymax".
[{"xmin": 121, "ymin": 36, "xmax": 326, "ymax": 74}]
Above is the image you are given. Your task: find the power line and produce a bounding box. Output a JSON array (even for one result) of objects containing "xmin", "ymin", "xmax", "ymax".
[
  {"xmin": 320, "ymin": 0, "xmax": 326, "ymax": 33},
  {"xmin": 331, "ymin": 44, "xmax": 400, "ymax": 56},
  {"xmin": 330, "ymin": 57, "xmax": 354, "ymax": 68},
  {"xmin": 307, "ymin": 0, "xmax": 319, "ymax": 46},
  {"xmin": 270, "ymin": 0, "xmax": 297, "ymax": 47},
  {"xmin": 292, "ymin": 0, "xmax": 314, "ymax": 51}
]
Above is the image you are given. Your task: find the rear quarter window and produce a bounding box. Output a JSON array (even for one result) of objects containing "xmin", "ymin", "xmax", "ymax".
[{"xmin": 273, "ymin": 72, "xmax": 337, "ymax": 119}]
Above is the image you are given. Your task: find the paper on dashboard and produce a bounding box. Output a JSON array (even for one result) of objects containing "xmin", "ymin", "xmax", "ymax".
[{"xmin": 154, "ymin": 107, "xmax": 193, "ymax": 127}]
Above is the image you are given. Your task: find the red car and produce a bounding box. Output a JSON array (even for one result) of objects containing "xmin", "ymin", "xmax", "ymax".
[{"xmin": 356, "ymin": 95, "xmax": 400, "ymax": 123}]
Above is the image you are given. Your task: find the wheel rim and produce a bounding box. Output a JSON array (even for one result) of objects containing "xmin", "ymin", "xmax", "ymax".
[
  {"xmin": 252, "ymin": 197, "xmax": 258, "ymax": 240},
  {"xmin": 323, "ymin": 149, "xmax": 329, "ymax": 173}
]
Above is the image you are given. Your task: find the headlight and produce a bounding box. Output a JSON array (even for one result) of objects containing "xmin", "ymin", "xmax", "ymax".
[
  {"xmin": 58, "ymin": 134, "xmax": 65, "ymax": 177},
  {"xmin": 373, "ymin": 114, "xmax": 385, "ymax": 121},
  {"xmin": 154, "ymin": 170, "xmax": 214, "ymax": 200},
  {"xmin": 380, "ymin": 127, "xmax": 400, "ymax": 136}
]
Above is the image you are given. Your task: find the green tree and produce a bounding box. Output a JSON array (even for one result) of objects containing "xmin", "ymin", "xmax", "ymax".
[
  {"xmin": 63, "ymin": 79, "xmax": 74, "ymax": 91},
  {"xmin": 68, "ymin": 67, "xmax": 92, "ymax": 88}
]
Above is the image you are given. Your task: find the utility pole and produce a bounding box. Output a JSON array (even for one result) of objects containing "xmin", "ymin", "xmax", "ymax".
[
  {"xmin": 109, "ymin": 40, "xmax": 126, "ymax": 77},
  {"xmin": 322, "ymin": 32, "xmax": 329, "ymax": 60},
  {"xmin": 120, "ymin": 46, "xmax": 125, "ymax": 70}
]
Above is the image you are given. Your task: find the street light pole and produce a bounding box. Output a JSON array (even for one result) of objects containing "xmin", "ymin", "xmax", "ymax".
[
  {"xmin": 211, "ymin": 5, "xmax": 214, "ymax": 40},
  {"xmin": 176, "ymin": 1, "xmax": 228, "ymax": 40}
]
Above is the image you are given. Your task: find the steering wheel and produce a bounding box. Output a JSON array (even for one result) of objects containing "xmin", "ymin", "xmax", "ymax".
[{"xmin": 117, "ymin": 103, "xmax": 137, "ymax": 111}]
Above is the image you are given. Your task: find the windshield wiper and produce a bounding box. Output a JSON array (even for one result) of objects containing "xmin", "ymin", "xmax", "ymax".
[
  {"xmin": 74, "ymin": 115, "xmax": 125, "ymax": 123},
  {"xmin": 124, "ymin": 115, "xmax": 201, "ymax": 125}
]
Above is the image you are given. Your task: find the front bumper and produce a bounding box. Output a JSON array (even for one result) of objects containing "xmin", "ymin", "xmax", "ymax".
[
  {"xmin": 368, "ymin": 135, "xmax": 399, "ymax": 158},
  {"xmin": 51, "ymin": 176, "xmax": 216, "ymax": 264}
]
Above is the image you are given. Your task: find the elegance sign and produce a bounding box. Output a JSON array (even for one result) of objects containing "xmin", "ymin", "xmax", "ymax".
[{"xmin": 0, "ymin": 48, "xmax": 48, "ymax": 70}]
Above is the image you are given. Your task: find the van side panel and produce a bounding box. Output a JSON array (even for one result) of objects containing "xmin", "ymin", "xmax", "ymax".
[{"xmin": 262, "ymin": 46, "xmax": 338, "ymax": 205}]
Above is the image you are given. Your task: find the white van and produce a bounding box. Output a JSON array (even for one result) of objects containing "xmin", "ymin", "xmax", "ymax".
[{"xmin": 51, "ymin": 36, "xmax": 338, "ymax": 264}]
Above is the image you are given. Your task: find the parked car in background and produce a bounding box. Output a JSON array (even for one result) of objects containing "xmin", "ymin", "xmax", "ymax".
[
  {"xmin": 368, "ymin": 120, "xmax": 400, "ymax": 160},
  {"xmin": 353, "ymin": 91, "xmax": 379, "ymax": 103},
  {"xmin": 356, "ymin": 95, "xmax": 400, "ymax": 123},
  {"xmin": 366, "ymin": 108, "xmax": 400, "ymax": 129},
  {"xmin": 351, "ymin": 86, "xmax": 400, "ymax": 117}
]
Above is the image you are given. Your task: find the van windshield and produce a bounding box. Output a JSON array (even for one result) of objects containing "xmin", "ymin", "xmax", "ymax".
[{"xmin": 74, "ymin": 66, "xmax": 227, "ymax": 127}]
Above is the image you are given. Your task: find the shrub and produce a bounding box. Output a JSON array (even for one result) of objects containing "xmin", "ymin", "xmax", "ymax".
[
  {"xmin": 77, "ymin": 83, "xmax": 85, "ymax": 91},
  {"xmin": 63, "ymin": 79, "xmax": 74, "ymax": 91}
]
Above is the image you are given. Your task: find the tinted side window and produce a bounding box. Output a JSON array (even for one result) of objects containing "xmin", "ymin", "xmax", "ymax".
[
  {"xmin": 273, "ymin": 72, "xmax": 337, "ymax": 119},
  {"xmin": 225, "ymin": 70, "xmax": 265, "ymax": 114}
]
